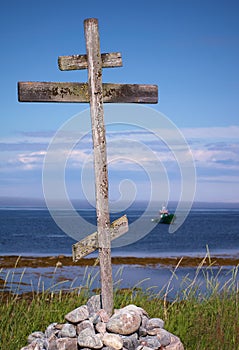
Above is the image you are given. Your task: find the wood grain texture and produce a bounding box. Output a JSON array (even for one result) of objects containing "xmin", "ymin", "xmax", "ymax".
[
  {"xmin": 18, "ymin": 82, "xmax": 158, "ymax": 103},
  {"xmin": 72, "ymin": 215, "xmax": 128, "ymax": 261},
  {"xmin": 18, "ymin": 82, "xmax": 89, "ymax": 102},
  {"xmin": 84, "ymin": 17, "xmax": 113, "ymax": 316},
  {"xmin": 58, "ymin": 52, "xmax": 122, "ymax": 71}
]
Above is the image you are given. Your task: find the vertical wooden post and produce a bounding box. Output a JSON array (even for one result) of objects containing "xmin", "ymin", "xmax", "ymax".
[{"xmin": 84, "ymin": 18, "xmax": 113, "ymax": 316}]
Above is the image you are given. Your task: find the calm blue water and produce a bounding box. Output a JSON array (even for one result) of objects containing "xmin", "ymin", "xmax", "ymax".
[
  {"xmin": 0, "ymin": 207, "xmax": 239, "ymax": 295},
  {"xmin": 0, "ymin": 207, "xmax": 239, "ymax": 257}
]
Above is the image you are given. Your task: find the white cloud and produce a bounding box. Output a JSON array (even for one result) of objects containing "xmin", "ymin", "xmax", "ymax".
[
  {"xmin": 181, "ymin": 125, "xmax": 239, "ymax": 140},
  {"xmin": 18, "ymin": 151, "xmax": 46, "ymax": 170},
  {"xmin": 1, "ymin": 125, "xmax": 239, "ymax": 202},
  {"xmin": 198, "ymin": 175, "xmax": 239, "ymax": 183},
  {"xmin": 192, "ymin": 148, "xmax": 239, "ymax": 168}
]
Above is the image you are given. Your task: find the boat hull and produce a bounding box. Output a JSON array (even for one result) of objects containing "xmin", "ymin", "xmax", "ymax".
[{"xmin": 151, "ymin": 213, "xmax": 175, "ymax": 224}]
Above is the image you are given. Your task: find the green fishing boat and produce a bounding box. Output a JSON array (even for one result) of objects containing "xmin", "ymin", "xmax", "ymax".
[{"xmin": 151, "ymin": 205, "xmax": 176, "ymax": 224}]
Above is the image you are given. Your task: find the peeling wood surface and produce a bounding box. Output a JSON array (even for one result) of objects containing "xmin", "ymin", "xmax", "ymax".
[
  {"xmin": 84, "ymin": 18, "xmax": 113, "ymax": 316},
  {"xmin": 18, "ymin": 82, "xmax": 158, "ymax": 103},
  {"xmin": 72, "ymin": 215, "xmax": 128, "ymax": 261},
  {"xmin": 18, "ymin": 82, "xmax": 89, "ymax": 103},
  {"xmin": 58, "ymin": 52, "xmax": 122, "ymax": 71}
]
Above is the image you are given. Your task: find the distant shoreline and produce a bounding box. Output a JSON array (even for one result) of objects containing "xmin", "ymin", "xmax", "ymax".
[
  {"xmin": 1, "ymin": 254, "xmax": 239, "ymax": 269},
  {"xmin": 0, "ymin": 197, "xmax": 239, "ymax": 209}
]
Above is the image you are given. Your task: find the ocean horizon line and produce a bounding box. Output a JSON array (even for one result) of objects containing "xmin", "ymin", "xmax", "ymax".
[{"xmin": 0, "ymin": 197, "xmax": 239, "ymax": 210}]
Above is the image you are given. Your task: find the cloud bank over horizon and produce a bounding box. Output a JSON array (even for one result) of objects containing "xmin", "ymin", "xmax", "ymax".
[{"xmin": 1, "ymin": 124, "xmax": 239, "ymax": 204}]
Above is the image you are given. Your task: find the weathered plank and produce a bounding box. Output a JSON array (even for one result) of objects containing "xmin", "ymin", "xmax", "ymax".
[
  {"xmin": 18, "ymin": 82, "xmax": 88, "ymax": 103},
  {"xmin": 84, "ymin": 17, "xmax": 113, "ymax": 316},
  {"xmin": 18, "ymin": 82, "xmax": 158, "ymax": 103},
  {"xmin": 58, "ymin": 52, "xmax": 122, "ymax": 71},
  {"xmin": 72, "ymin": 215, "xmax": 128, "ymax": 261},
  {"xmin": 103, "ymin": 83, "xmax": 158, "ymax": 103}
]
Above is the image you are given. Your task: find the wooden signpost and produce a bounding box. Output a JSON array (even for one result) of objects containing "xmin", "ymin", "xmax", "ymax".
[{"xmin": 18, "ymin": 18, "xmax": 158, "ymax": 316}]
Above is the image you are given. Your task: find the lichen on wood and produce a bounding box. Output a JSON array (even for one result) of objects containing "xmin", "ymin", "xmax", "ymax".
[{"xmin": 58, "ymin": 52, "xmax": 122, "ymax": 71}]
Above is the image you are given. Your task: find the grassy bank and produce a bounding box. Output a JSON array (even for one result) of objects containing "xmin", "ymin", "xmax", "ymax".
[{"xmin": 0, "ymin": 259, "xmax": 238, "ymax": 350}]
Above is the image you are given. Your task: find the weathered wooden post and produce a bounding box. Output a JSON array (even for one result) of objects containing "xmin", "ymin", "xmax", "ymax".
[
  {"xmin": 85, "ymin": 19, "xmax": 113, "ymax": 314},
  {"xmin": 18, "ymin": 18, "xmax": 158, "ymax": 316}
]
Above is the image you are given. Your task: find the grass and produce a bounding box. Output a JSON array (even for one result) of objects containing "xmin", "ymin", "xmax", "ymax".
[{"xmin": 0, "ymin": 257, "xmax": 238, "ymax": 350}]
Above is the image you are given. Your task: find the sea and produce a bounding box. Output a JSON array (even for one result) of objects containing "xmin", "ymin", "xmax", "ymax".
[{"xmin": 0, "ymin": 204, "xmax": 239, "ymax": 298}]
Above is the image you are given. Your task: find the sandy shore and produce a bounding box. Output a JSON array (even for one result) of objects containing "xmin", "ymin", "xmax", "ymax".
[{"xmin": 0, "ymin": 254, "xmax": 239, "ymax": 269}]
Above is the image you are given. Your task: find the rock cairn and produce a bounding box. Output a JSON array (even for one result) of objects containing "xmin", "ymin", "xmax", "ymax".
[{"xmin": 20, "ymin": 295, "xmax": 184, "ymax": 350}]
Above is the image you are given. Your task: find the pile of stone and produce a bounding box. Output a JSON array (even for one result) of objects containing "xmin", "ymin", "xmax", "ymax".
[{"xmin": 20, "ymin": 295, "xmax": 184, "ymax": 350}]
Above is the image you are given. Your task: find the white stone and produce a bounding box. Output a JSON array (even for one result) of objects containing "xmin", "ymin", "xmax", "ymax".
[
  {"xmin": 77, "ymin": 327, "xmax": 103, "ymax": 349},
  {"xmin": 65, "ymin": 305, "xmax": 89, "ymax": 324},
  {"xmin": 59, "ymin": 323, "xmax": 76, "ymax": 338},
  {"xmin": 165, "ymin": 334, "xmax": 184, "ymax": 350},
  {"xmin": 103, "ymin": 332, "xmax": 124, "ymax": 349},
  {"xmin": 107, "ymin": 307, "xmax": 141, "ymax": 335},
  {"xmin": 27, "ymin": 331, "xmax": 45, "ymax": 344}
]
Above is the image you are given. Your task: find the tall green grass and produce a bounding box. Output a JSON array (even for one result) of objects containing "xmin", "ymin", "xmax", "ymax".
[{"xmin": 0, "ymin": 257, "xmax": 238, "ymax": 350}]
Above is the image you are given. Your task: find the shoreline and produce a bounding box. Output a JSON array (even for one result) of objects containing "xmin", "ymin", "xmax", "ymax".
[{"xmin": 1, "ymin": 254, "xmax": 239, "ymax": 269}]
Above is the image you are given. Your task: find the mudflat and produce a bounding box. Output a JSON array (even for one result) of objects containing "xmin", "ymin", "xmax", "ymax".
[{"xmin": 0, "ymin": 254, "xmax": 239, "ymax": 269}]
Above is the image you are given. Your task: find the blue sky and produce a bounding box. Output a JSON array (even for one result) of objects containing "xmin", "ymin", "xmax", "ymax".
[{"xmin": 1, "ymin": 0, "xmax": 239, "ymax": 205}]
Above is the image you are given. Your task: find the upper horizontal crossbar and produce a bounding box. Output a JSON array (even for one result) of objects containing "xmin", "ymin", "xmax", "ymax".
[{"xmin": 58, "ymin": 52, "xmax": 122, "ymax": 71}]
